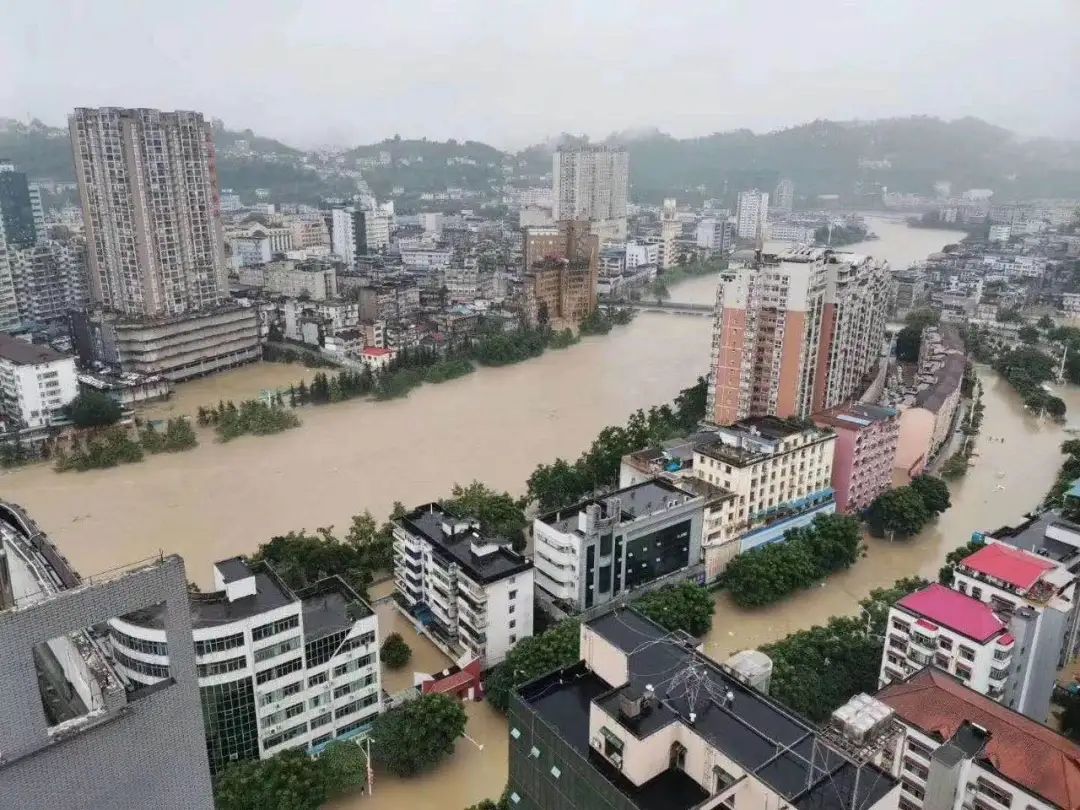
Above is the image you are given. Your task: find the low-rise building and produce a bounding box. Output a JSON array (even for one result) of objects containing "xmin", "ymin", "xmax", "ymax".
[
  {"xmin": 876, "ymin": 667, "xmax": 1080, "ymax": 810},
  {"xmin": 393, "ymin": 503, "xmax": 533, "ymax": 667},
  {"xmin": 230, "ymin": 233, "xmax": 272, "ymax": 269},
  {"xmin": 814, "ymin": 403, "xmax": 900, "ymax": 514},
  {"xmin": 109, "ymin": 557, "xmax": 382, "ymax": 774},
  {"xmin": 0, "ymin": 333, "xmax": 79, "ymax": 429},
  {"xmin": 894, "ymin": 328, "xmax": 965, "ymax": 478},
  {"xmin": 359, "ymin": 346, "xmax": 396, "ymax": 371},
  {"xmin": 77, "ymin": 369, "xmax": 172, "ymax": 407},
  {"xmin": 508, "ymin": 608, "xmax": 899, "ymax": 810},
  {"xmin": 533, "ymin": 478, "xmax": 704, "ymax": 613},
  {"xmin": 282, "ymin": 299, "xmax": 359, "ymax": 342},
  {"xmin": 238, "ymin": 259, "xmax": 338, "ymax": 300},
  {"xmin": 692, "ymin": 416, "xmax": 836, "ymax": 578}
]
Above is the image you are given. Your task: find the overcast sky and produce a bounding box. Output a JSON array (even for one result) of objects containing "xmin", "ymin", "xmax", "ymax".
[{"xmin": 4, "ymin": 0, "xmax": 1078, "ymax": 149}]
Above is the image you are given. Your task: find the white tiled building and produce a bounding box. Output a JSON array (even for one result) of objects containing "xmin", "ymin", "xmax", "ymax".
[
  {"xmin": 735, "ymin": 189, "xmax": 769, "ymax": 240},
  {"xmin": 108, "ymin": 558, "xmax": 382, "ymax": 774},
  {"xmin": 393, "ymin": 503, "xmax": 533, "ymax": 667},
  {"xmin": 0, "ymin": 334, "xmax": 78, "ymax": 429}
]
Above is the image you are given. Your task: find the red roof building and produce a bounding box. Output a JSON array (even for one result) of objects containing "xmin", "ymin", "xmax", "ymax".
[
  {"xmin": 896, "ymin": 584, "xmax": 1007, "ymax": 643},
  {"xmin": 878, "ymin": 667, "xmax": 1080, "ymax": 810},
  {"xmin": 958, "ymin": 542, "xmax": 1055, "ymax": 591}
]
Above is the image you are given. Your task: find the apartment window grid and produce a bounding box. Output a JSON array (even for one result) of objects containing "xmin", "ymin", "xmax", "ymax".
[
  {"xmin": 255, "ymin": 657, "xmax": 303, "ymax": 686},
  {"xmin": 252, "ymin": 614, "xmax": 300, "ymax": 642},
  {"xmin": 200, "ymin": 678, "xmax": 261, "ymax": 773},
  {"xmin": 195, "ymin": 632, "xmax": 245, "ymax": 656},
  {"xmin": 110, "ymin": 628, "xmax": 169, "ymax": 657},
  {"xmin": 197, "ymin": 655, "xmax": 247, "ymax": 678}
]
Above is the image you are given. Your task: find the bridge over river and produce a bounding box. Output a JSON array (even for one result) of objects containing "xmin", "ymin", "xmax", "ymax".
[{"xmin": 601, "ymin": 299, "xmax": 714, "ymax": 317}]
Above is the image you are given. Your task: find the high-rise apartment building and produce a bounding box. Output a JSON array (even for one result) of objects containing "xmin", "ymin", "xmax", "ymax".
[
  {"xmin": 0, "ymin": 159, "xmax": 40, "ymax": 248},
  {"xmin": 69, "ymin": 108, "xmax": 260, "ymax": 380},
  {"xmin": 0, "ymin": 501, "xmax": 213, "ymax": 809},
  {"xmin": 70, "ymin": 108, "xmax": 226, "ymax": 317},
  {"xmin": 814, "ymin": 403, "xmax": 900, "ymax": 513},
  {"xmin": 521, "ymin": 220, "xmax": 599, "ymax": 326},
  {"xmin": 10, "ymin": 238, "xmax": 89, "ymax": 324},
  {"xmin": 706, "ymin": 248, "xmax": 890, "ymax": 425},
  {"xmin": 332, "ymin": 206, "xmax": 390, "ymax": 268},
  {"xmin": 773, "ymin": 177, "xmax": 794, "ymax": 213},
  {"xmin": 552, "ymin": 145, "xmax": 629, "ymax": 241},
  {"xmin": 735, "ymin": 189, "xmax": 769, "ymax": 240}
]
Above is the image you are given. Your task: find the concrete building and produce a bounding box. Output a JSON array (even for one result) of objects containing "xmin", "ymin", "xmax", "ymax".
[
  {"xmin": 893, "ymin": 267, "xmax": 926, "ymax": 315},
  {"xmin": 814, "ymin": 404, "xmax": 900, "ymax": 514},
  {"xmin": 393, "ymin": 503, "xmax": 534, "ymax": 667},
  {"xmin": 522, "ymin": 221, "xmax": 599, "ymax": 326},
  {"xmin": 353, "ymin": 281, "xmax": 420, "ymax": 323},
  {"xmin": 735, "ymin": 189, "xmax": 769, "ymax": 240},
  {"xmin": 876, "ymin": 667, "xmax": 1080, "ymax": 810},
  {"xmin": 0, "ymin": 502, "xmax": 213, "ymax": 809},
  {"xmin": 773, "ymin": 177, "xmax": 795, "ymax": 213},
  {"xmin": 331, "ymin": 207, "xmax": 389, "ymax": 267},
  {"xmin": 707, "ymin": 248, "xmax": 891, "ymax": 425},
  {"xmin": 766, "ymin": 221, "xmax": 815, "ymax": 243},
  {"xmin": 74, "ymin": 306, "xmax": 262, "ymax": 382},
  {"xmin": 0, "ymin": 333, "xmax": 79, "ymax": 429},
  {"xmin": 288, "ymin": 218, "xmax": 331, "ymax": 251},
  {"xmin": 533, "ymin": 479, "xmax": 704, "ymax": 613},
  {"xmin": 0, "ymin": 159, "xmax": 40, "ymax": 248},
  {"xmin": 282, "ymin": 298, "xmax": 359, "ymax": 342},
  {"xmin": 508, "ymin": 608, "xmax": 899, "ymax": 810},
  {"xmin": 108, "ymin": 557, "xmax": 381, "ymax": 774},
  {"xmin": 707, "ymin": 248, "xmax": 827, "ymax": 424},
  {"xmin": 552, "ymin": 145, "xmax": 629, "ymax": 241},
  {"xmin": 10, "ymin": 238, "xmax": 88, "ymax": 324},
  {"xmin": 694, "ymin": 217, "xmax": 734, "ymax": 252},
  {"xmin": 70, "ymin": 108, "xmax": 226, "ymax": 318},
  {"xmin": 238, "ymin": 258, "xmax": 338, "ymax": 300},
  {"xmin": 893, "ymin": 328, "xmax": 965, "ymax": 478},
  {"xmin": 691, "ymin": 416, "xmax": 836, "ymax": 578},
  {"xmin": 229, "ymin": 233, "xmax": 272, "ymax": 269}
]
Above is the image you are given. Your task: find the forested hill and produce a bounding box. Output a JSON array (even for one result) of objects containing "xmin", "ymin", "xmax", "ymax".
[{"xmin": 3, "ymin": 115, "xmax": 1078, "ymax": 204}]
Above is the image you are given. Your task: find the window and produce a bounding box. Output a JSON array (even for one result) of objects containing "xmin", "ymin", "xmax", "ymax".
[
  {"xmin": 509, "ymin": 635, "xmax": 517, "ymax": 644},
  {"xmin": 198, "ymin": 656, "xmax": 246, "ymax": 677},
  {"xmin": 111, "ymin": 628, "xmax": 168, "ymax": 657},
  {"xmin": 251, "ymin": 615, "xmax": 299, "ymax": 642},
  {"xmin": 509, "ymin": 620, "xmax": 516, "ymax": 629},
  {"xmin": 255, "ymin": 657, "xmax": 302, "ymax": 685},
  {"xmin": 937, "ymin": 636, "xmax": 953, "ymax": 651},
  {"xmin": 254, "ymin": 635, "xmax": 300, "ymax": 663},
  {"xmin": 308, "ymin": 673, "xmax": 328, "ymax": 687},
  {"xmin": 113, "ymin": 648, "xmax": 170, "ymax": 679},
  {"xmin": 958, "ymin": 646, "xmax": 975, "ymax": 662},
  {"xmin": 195, "ymin": 633, "xmax": 244, "ymax": 656},
  {"xmin": 976, "ymin": 778, "xmax": 1012, "ymax": 806}
]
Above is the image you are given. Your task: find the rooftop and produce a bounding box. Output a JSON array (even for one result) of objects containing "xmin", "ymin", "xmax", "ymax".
[
  {"xmin": 913, "ymin": 353, "xmax": 965, "ymax": 413},
  {"xmin": 297, "ymin": 577, "xmax": 371, "ymax": 640},
  {"xmin": 399, "ymin": 503, "xmax": 532, "ymax": 585},
  {"xmin": 960, "ymin": 542, "xmax": 1056, "ymax": 591},
  {"xmin": 0, "ymin": 333, "xmax": 70, "ymax": 366},
  {"xmin": 987, "ymin": 511, "xmax": 1080, "ymax": 564},
  {"xmin": 877, "ymin": 667, "xmax": 1080, "ymax": 810},
  {"xmin": 814, "ymin": 403, "xmax": 898, "ymax": 431},
  {"xmin": 538, "ymin": 478, "xmax": 699, "ymax": 535},
  {"xmin": 520, "ymin": 609, "xmax": 895, "ymax": 810},
  {"xmin": 896, "ymin": 584, "xmax": 1007, "ymax": 643}
]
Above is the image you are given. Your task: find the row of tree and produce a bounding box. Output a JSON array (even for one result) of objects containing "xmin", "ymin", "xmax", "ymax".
[
  {"xmin": 722, "ymin": 514, "xmax": 864, "ymax": 607},
  {"xmin": 993, "ymin": 345, "xmax": 1066, "ymax": 420},
  {"xmin": 761, "ymin": 576, "xmax": 928, "ymax": 722},
  {"xmin": 139, "ymin": 418, "xmax": 198, "ymax": 454},
  {"xmin": 1042, "ymin": 439, "xmax": 1080, "ymax": 518},
  {"xmin": 578, "ymin": 308, "xmax": 634, "ymax": 336},
  {"xmin": 214, "ymin": 743, "xmax": 367, "ymax": 810},
  {"xmin": 865, "ymin": 474, "xmax": 951, "ymax": 538},
  {"xmin": 53, "ymin": 426, "xmax": 144, "ymax": 472},
  {"xmin": 525, "ymin": 378, "xmax": 709, "ymax": 511}
]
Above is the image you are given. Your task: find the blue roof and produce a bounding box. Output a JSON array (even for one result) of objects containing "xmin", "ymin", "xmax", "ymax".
[{"xmin": 1066, "ymin": 478, "xmax": 1080, "ymax": 499}]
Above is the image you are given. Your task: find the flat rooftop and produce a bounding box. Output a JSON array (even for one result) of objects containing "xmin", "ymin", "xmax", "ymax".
[
  {"xmin": 988, "ymin": 511, "xmax": 1080, "ymax": 564},
  {"xmin": 0, "ymin": 333, "xmax": 69, "ymax": 366},
  {"xmin": 538, "ymin": 478, "xmax": 698, "ymax": 536},
  {"xmin": 521, "ymin": 610, "xmax": 895, "ymax": 810},
  {"xmin": 298, "ymin": 577, "xmax": 372, "ymax": 640},
  {"xmin": 401, "ymin": 504, "xmax": 532, "ymax": 585}
]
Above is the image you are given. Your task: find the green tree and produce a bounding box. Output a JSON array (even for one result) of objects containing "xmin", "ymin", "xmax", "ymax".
[
  {"xmin": 910, "ymin": 474, "xmax": 951, "ymax": 515},
  {"xmin": 904, "ymin": 308, "xmax": 939, "ymax": 331},
  {"xmin": 63, "ymin": 389, "xmax": 122, "ymax": 428},
  {"xmin": 369, "ymin": 693, "xmax": 467, "ymax": 777},
  {"xmin": 1037, "ymin": 315, "xmax": 1055, "ymax": 330},
  {"xmin": 486, "ymin": 620, "xmax": 581, "ymax": 712},
  {"xmin": 213, "ymin": 748, "xmax": 327, "ymax": 810},
  {"xmin": 1062, "ymin": 693, "xmax": 1080, "ymax": 743},
  {"xmin": 650, "ymin": 280, "xmax": 671, "ymax": 305},
  {"xmin": 319, "ymin": 741, "xmax": 368, "ymax": 798},
  {"xmin": 381, "ymin": 632, "xmax": 412, "ymax": 670},
  {"xmin": 443, "ymin": 481, "xmax": 528, "ymax": 551},
  {"xmin": 344, "ymin": 510, "xmax": 395, "ymax": 572},
  {"xmin": 634, "ymin": 583, "xmax": 715, "ymax": 636},
  {"xmin": 894, "ymin": 326, "xmax": 922, "ymax": 362},
  {"xmin": 526, "ymin": 458, "xmax": 590, "ymax": 512},
  {"xmin": 250, "ymin": 527, "xmax": 373, "ymax": 600},
  {"xmin": 938, "ymin": 540, "xmax": 982, "ymax": 585},
  {"xmin": 1018, "ymin": 324, "xmax": 1040, "ymax": 344},
  {"xmin": 866, "ymin": 486, "xmax": 930, "ymax": 538}
]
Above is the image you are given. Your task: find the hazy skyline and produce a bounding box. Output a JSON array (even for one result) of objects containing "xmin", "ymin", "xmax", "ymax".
[{"xmin": 4, "ymin": 0, "xmax": 1079, "ymax": 150}]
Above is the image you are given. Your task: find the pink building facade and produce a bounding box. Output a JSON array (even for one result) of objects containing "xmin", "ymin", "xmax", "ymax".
[{"xmin": 814, "ymin": 403, "xmax": 899, "ymax": 514}]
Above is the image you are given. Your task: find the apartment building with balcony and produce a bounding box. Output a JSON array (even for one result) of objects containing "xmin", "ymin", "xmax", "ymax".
[
  {"xmin": 0, "ymin": 333, "xmax": 78, "ymax": 430},
  {"xmin": 108, "ymin": 557, "xmax": 381, "ymax": 774},
  {"xmin": 533, "ymin": 479, "xmax": 704, "ymax": 613},
  {"xmin": 880, "ymin": 585, "xmax": 1017, "ymax": 708},
  {"xmin": 814, "ymin": 403, "xmax": 900, "ymax": 514},
  {"xmin": 692, "ymin": 416, "xmax": 836, "ymax": 579},
  {"xmin": 876, "ymin": 667, "xmax": 1080, "ymax": 810},
  {"xmin": 507, "ymin": 607, "xmax": 899, "ymax": 810},
  {"xmin": 393, "ymin": 503, "xmax": 533, "ymax": 667},
  {"xmin": 706, "ymin": 248, "xmax": 890, "ymax": 424}
]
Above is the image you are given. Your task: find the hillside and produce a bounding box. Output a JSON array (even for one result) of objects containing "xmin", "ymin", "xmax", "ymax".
[{"xmin": 3, "ymin": 115, "xmax": 1079, "ymax": 205}]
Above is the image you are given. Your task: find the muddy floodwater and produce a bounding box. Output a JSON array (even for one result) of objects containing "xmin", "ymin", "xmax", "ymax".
[{"xmin": 5, "ymin": 214, "xmax": 1028, "ymax": 808}]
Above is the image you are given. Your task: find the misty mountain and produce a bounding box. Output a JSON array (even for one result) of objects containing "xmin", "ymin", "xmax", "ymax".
[{"xmin": 3, "ymin": 115, "xmax": 1079, "ymax": 205}]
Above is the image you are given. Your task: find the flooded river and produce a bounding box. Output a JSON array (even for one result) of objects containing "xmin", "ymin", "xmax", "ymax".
[{"xmin": 7, "ymin": 214, "xmax": 1037, "ymax": 808}]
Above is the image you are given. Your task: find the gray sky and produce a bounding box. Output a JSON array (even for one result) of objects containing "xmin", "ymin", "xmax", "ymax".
[{"xmin": 4, "ymin": 0, "xmax": 1078, "ymax": 149}]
